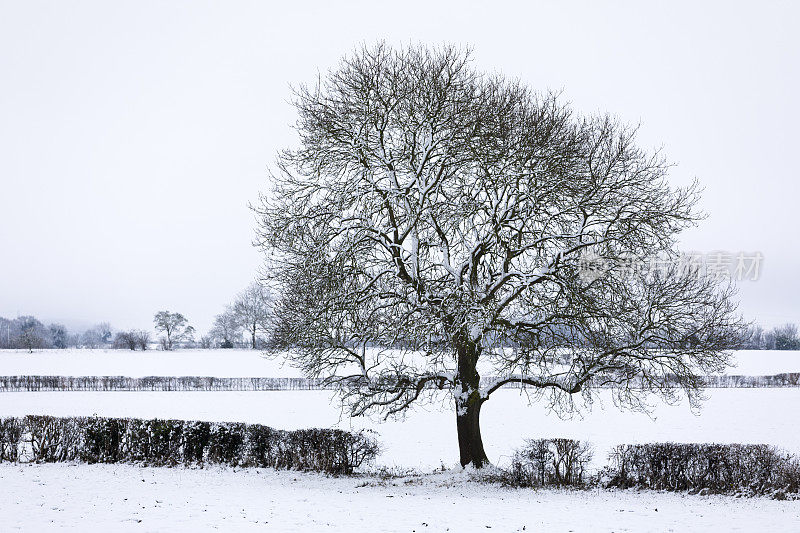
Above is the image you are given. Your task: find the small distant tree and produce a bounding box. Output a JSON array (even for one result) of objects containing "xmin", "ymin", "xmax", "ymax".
[
  {"xmin": 113, "ymin": 331, "xmax": 137, "ymax": 350},
  {"xmin": 199, "ymin": 335, "xmax": 214, "ymax": 349},
  {"xmin": 18, "ymin": 316, "xmax": 47, "ymax": 352},
  {"xmin": 210, "ymin": 308, "xmax": 241, "ymax": 348},
  {"xmin": 49, "ymin": 324, "xmax": 68, "ymax": 349},
  {"xmin": 737, "ymin": 324, "xmax": 764, "ymax": 350},
  {"xmin": 232, "ymin": 283, "xmax": 274, "ymax": 349},
  {"xmin": 0, "ymin": 317, "xmax": 14, "ymax": 349},
  {"xmin": 96, "ymin": 322, "xmax": 113, "ymax": 345},
  {"xmin": 81, "ymin": 329, "xmax": 102, "ymax": 349},
  {"xmin": 113, "ymin": 330, "xmax": 150, "ymax": 350},
  {"xmin": 773, "ymin": 323, "xmax": 800, "ymax": 351},
  {"xmin": 134, "ymin": 330, "xmax": 151, "ymax": 350},
  {"xmin": 81, "ymin": 323, "xmax": 113, "ymax": 348},
  {"xmin": 153, "ymin": 311, "xmax": 194, "ymax": 350},
  {"xmin": 66, "ymin": 332, "xmax": 83, "ymax": 348}
]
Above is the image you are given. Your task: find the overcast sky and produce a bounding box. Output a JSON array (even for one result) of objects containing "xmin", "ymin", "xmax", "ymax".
[{"xmin": 1, "ymin": 1, "xmax": 798, "ymax": 334}]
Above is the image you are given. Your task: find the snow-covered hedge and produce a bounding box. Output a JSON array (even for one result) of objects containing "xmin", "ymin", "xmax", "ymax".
[
  {"xmin": 0, "ymin": 416, "xmax": 379, "ymax": 474},
  {"xmin": 701, "ymin": 373, "xmax": 800, "ymax": 388},
  {"xmin": 2, "ymin": 373, "xmax": 800, "ymax": 392},
  {"xmin": 0, "ymin": 376, "xmax": 331, "ymax": 392},
  {"xmin": 498, "ymin": 438, "xmax": 800, "ymax": 497},
  {"xmin": 605, "ymin": 442, "xmax": 800, "ymax": 496}
]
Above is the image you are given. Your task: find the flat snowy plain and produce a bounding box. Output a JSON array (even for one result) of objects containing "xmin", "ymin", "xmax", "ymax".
[
  {"xmin": 1, "ymin": 348, "xmax": 798, "ymax": 377},
  {"xmin": 2, "ymin": 348, "xmax": 799, "ymax": 531},
  {"xmin": 2, "ymin": 349, "xmax": 799, "ymax": 470}
]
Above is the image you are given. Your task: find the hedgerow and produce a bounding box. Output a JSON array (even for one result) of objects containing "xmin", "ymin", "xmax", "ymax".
[
  {"xmin": 500, "ymin": 438, "xmax": 800, "ymax": 498},
  {"xmin": 604, "ymin": 442, "xmax": 800, "ymax": 496},
  {"xmin": 0, "ymin": 415, "xmax": 379, "ymax": 475}
]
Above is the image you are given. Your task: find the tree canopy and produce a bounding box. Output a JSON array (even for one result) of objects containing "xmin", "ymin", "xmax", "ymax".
[{"xmin": 256, "ymin": 43, "xmax": 743, "ymax": 467}]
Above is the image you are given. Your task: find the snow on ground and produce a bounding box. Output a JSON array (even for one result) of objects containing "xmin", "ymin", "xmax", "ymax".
[
  {"xmin": 3, "ymin": 388, "xmax": 799, "ymax": 470},
  {"xmin": 0, "ymin": 349, "xmax": 301, "ymax": 377},
  {"xmin": 3, "ymin": 350, "xmax": 800, "ymax": 530},
  {"xmin": 721, "ymin": 350, "xmax": 800, "ymax": 375},
  {"xmin": 1, "ymin": 348, "xmax": 799, "ymax": 378},
  {"xmin": 0, "ymin": 463, "xmax": 797, "ymax": 532}
]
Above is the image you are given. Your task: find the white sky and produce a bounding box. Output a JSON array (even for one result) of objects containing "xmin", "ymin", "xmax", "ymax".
[{"xmin": 1, "ymin": 1, "xmax": 798, "ymax": 334}]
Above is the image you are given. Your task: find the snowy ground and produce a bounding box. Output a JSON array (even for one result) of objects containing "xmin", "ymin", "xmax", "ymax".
[
  {"xmin": 1, "ymin": 348, "xmax": 798, "ymax": 378},
  {"xmin": 0, "ymin": 348, "xmax": 299, "ymax": 377},
  {"xmin": 1, "ymin": 463, "xmax": 798, "ymax": 532},
  {"xmin": 3, "ymin": 388, "xmax": 799, "ymax": 470},
  {"xmin": 2, "ymin": 348, "xmax": 800, "ymax": 531}
]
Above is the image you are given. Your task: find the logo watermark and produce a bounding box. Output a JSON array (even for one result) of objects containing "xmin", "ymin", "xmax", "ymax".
[{"xmin": 577, "ymin": 251, "xmax": 763, "ymax": 283}]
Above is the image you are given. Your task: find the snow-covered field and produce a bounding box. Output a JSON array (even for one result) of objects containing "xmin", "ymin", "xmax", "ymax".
[
  {"xmin": 1, "ymin": 463, "xmax": 797, "ymax": 532},
  {"xmin": 1, "ymin": 348, "xmax": 799, "ymax": 377},
  {"xmin": 0, "ymin": 348, "xmax": 300, "ymax": 377},
  {"xmin": 2, "ymin": 388, "xmax": 799, "ymax": 470},
  {"xmin": 3, "ymin": 348, "xmax": 800, "ymax": 531}
]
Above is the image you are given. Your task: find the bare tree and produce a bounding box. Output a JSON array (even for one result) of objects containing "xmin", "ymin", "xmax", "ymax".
[
  {"xmin": 773, "ymin": 323, "xmax": 800, "ymax": 350},
  {"xmin": 81, "ymin": 329, "xmax": 103, "ymax": 349},
  {"xmin": 81, "ymin": 323, "xmax": 112, "ymax": 349},
  {"xmin": 134, "ymin": 330, "xmax": 151, "ymax": 350},
  {"xmin": 153, "ymin": 311, "xmax": 194, "ymax": 350},
  {"xmin": 210, "ymin": 307, "xmax": 241, "ymax": 348},
  {"xmin": 199, "ymin": 335, "xmax": 214, "ymax": 349},
  {"xmin": 17, "ymin": 316, "xmax": 48, "ymax": 352},
  {"xmin": 113, "ymin": 331, "xmax": 138, "ymax": 350},
  {"xmin": 0, "ymin": 317, "xmax": 14, "ymax": 349},
  {"xmin": 49, "ymin": 323, "xmax": 68, "ymax": 349},
  {"xmin": 738, "ymin": 324, "xmax": 764, "ymax": 350},
  {"xmin": 256, "ymin": 43, "xmax": 744, "ymax": 468},
  {"xmin": 232, "ymin": 282, "xmax": 274, "ymax": 349},
  {"xmin": 96, "ymin": 322, "xmax": 113, "ymax": 345}
]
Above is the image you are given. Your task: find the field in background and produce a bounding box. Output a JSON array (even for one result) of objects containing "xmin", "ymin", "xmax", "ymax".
[
  {"xmin": 1, "ymin": 348, "xmax": 799, "ymax": 377},
  {"xmin": 2, "ymin": 348, "xmax": 800, "ymax": 471},
  {"xmin": 2, "ymin": 388, "xmax": 799, "ymax": 471},
  {"xmin": 0, "ymin": 348, "xmax": 298, "ymax": 377}
]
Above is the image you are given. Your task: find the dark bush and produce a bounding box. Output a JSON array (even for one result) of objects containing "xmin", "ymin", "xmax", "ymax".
[
  {"xmin": 245, "ymin": 424, "xmax": 285, "ymax": 468},
  {"xmin": 0, "ymin": 418, "xmax": 23, "ymax": 462},
  {"xmin": 83, "ymin": 416, "xmax": 124, "ymax": 463},
  {"xmin": 280, "ymin": 428, "xmax": 380, "ymax": 475},
  {"xmin": 0, "ymin": 415, "xmax": 379, "ymax": 475},
  {"xmin": 207, "ymin": 422, "xmax": 246, "ymax": 466},
  {"xmin": 183, "ymin": 421, "xmax": 211, "ymax": 463},
  {"xmin": 146, "ymin": 419, "xmax": 185, "ymax": 466},
  {"xmin": 504, "ymin": 438, "xmax": 593, "ymax": 487}
]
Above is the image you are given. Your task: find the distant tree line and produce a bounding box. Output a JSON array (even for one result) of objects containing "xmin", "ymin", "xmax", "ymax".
[
  {"xmin": 739, "ymin": 323, "xmax": 800, "ymax": 350},
  {"xmin": 3, "ymin": 312, "xmax": 798, "ymax": 354},
  {"xmin": 0, "ymin": 315, "xmax": 175, "ymax": 352},
  {"xmin": 0, "ymin": 281, "xmax": 275, "ymax": 353},
  {"xmin": 0, "ymin": 316, "xmax": 111, "ymax": 352}
]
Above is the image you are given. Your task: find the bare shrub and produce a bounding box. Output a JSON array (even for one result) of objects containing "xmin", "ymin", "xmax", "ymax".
[{"xmin": 504, "ymin": 438, "xmax": 593, "ymax": 487}]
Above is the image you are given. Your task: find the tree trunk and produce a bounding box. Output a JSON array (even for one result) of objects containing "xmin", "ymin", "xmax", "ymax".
[
  {"xmin": 456, "ymin": 393, "xmax": 489, "ymax": 468},
  {"xmin": 455, "ymin": 338, "xmax": 489, "ymax": 468}
]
